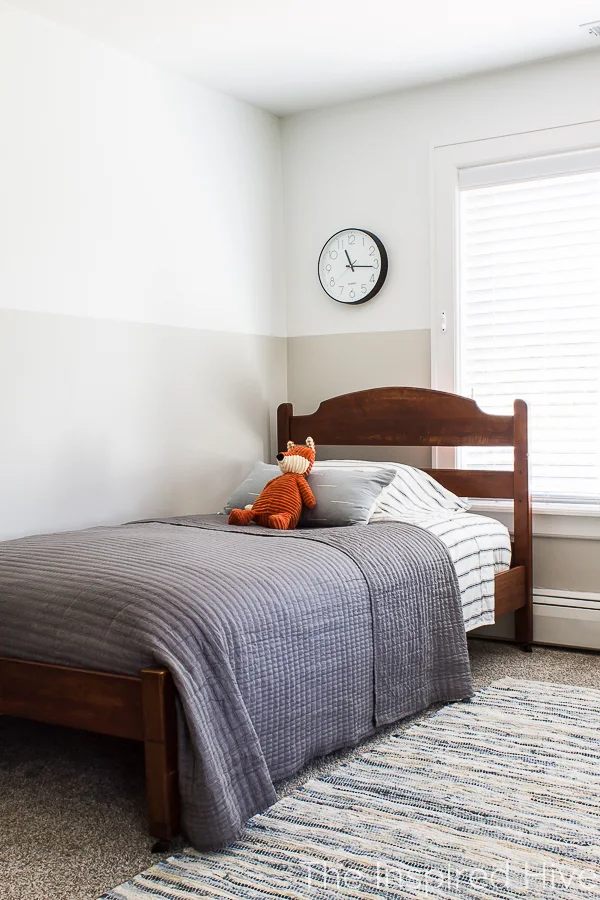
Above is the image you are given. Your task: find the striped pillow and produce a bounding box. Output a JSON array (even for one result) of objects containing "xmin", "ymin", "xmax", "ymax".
[{"xmin": 313, "ymin": 460, "xmax": 469, "ymax": 524}]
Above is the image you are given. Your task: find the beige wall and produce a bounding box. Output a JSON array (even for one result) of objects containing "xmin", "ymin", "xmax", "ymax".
[
  {"xmin": 0, "ymin": 309, "xmax": 286, "ymax": 540},
  {"xmin": 287, "ymin": 330, "xmax": 431, "ymax": 467},
  {"xmin": 534, "ymin": 538, "xmax": 600, "ymax": 594},
  {"xmin": 287, "ymin": 330, "xmax": 430, "ymax": 413}
]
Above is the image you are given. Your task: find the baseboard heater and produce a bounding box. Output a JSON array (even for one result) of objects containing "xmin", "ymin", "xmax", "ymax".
[{"xmin": 475, "ymin": 589, "xmax": 600, "ymax": 651}]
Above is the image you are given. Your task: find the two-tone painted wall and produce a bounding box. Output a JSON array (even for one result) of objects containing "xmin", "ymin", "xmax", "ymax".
[
  {"xmin": 3, "ymin": 0, "xmax": 600, "ymax": 614},
  {"xmin": 0, "ymin": 1, "xmax": 286, "ymax": 540},
  {"xmin": 281, "ymin": 50, "xmax": 600, "ymax": 598}
]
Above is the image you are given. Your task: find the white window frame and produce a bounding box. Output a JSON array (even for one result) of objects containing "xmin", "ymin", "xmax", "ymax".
[{"xmin": 431, "ymin": 119, "xmax": 600, "ymax": 532}]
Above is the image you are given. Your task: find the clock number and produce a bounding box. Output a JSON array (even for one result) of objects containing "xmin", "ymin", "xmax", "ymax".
[
  {"xmin": 339, "ymin": 286, "xmax": 344, "ymax": 296},
  {"xmin": 348, "ymin": 234, "xmax": 355, "ymax": 245},
  {"xmin": 373, "ymin": 259, "xmax": 379, "ymax": 269},
  {"xmin": 369, "ymin": 246, "xmax": 376, "ymax": 256},
  {"xmin": 325, "ymin": 264, "xmax": 331, "ymax": 272},
  {"xmin": 349, "ymin": 290, "xmax": 355, "ymax": 299},
  {"xmin": 329, "ymin": 277, "xmax": 335, "ymax": 287},
  {"xmin": 370, "ymin": 274, "xmax": 375, "ymax": 282},
  {"xmin": 329, "ymin": 250, "xmax": 338, "ymax": 260},
  {"xmin": 361, "ymin": 284, "xmax": 367, "ymax": 293}
]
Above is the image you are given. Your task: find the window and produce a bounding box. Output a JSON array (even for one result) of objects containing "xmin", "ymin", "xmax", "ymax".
[
  {"xmin": 458, "ymin": 153, "xmax": 600, "ymax": 503},
  {"xmin": 433, "ymin": 128, "xmax": 600, "ymax": 507}
]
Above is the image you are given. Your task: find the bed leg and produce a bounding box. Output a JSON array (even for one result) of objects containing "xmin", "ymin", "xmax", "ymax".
[
  {"xmin": 141, "ymin": 668, "xmax": 181, "ymax": 843},
  {"xmin": 151, "ymin": 839, "xmax": 174, "ymax": 854},
  {"xmin": 514, "ymin": 603, "xmax": 533, "ymax": 650}
]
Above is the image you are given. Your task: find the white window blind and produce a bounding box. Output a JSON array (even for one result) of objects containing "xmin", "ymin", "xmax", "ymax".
[{"xmin": 458, "ymin": 155, "xmax": 600, "ymax": 503}]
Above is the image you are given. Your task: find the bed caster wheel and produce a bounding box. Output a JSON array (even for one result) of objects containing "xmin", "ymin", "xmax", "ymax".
[
  {"xmin": 151, "ymin": 839, "xmax": 172, "ymax": 854},
  {"xmin": 521, "ymin": 643, "xmax": 533, "ymax": 653}
]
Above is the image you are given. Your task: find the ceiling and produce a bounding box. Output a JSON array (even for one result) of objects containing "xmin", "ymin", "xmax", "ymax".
[{"xmin": 8, "ymin": 0, "xmax": 600, "ymax": 115}]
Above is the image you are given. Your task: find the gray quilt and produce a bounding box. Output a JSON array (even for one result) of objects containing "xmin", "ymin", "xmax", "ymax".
[{"xmin": 0, "ymin": 515, "xmax": 472, "ymax": 849}]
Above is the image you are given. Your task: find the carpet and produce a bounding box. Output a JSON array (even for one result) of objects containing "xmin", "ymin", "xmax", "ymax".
[{"xmin": 99, "ymin": 678, "xmax": 600, "ymax": 899}]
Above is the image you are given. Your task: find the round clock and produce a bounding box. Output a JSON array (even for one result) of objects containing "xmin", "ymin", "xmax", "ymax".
[{"xmin": 318, "ymin": 228, "xmax": 388, "ymax": 304}]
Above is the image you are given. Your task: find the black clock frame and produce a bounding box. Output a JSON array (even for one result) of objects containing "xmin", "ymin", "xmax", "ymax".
[{"xmin": 317, "ymin": 228, "xmax": 388, "ymax": 305}]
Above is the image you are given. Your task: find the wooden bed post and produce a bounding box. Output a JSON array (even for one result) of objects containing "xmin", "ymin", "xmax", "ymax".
[
  {"xmin": 277, "ymin": 402, "xmax": 293, "ymax": 451},
  {"xmin": 512, "ymin": 399, "xmax": 533, "ymax": 649},
  {"xmin": 141, "ymin": 668, "xmax": 180, "ymax": 847}
]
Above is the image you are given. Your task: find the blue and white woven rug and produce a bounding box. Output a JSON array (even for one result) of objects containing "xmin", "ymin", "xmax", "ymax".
[{"xmin": 100, "ymin": 679, "xmax": 600, "ymax": 899}]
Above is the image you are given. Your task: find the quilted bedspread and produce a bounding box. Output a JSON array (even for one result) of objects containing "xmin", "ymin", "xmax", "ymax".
[{"xmin": 0, "ymin": 515, "xmax": 472, "ymax": 849}]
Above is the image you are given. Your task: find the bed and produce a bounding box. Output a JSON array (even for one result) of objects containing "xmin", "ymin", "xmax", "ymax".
[{"xmin": 0, "ymin": 387, "xmax": 532, "ymax": 849}]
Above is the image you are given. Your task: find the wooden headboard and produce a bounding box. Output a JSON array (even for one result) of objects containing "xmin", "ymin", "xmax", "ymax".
[{"xmin": 277, "ymin": 387, "xmax": 531, "ymax": 581}]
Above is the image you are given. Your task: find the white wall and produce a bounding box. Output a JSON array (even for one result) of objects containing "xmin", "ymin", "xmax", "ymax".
[
  {"xmin": 282, "ymin": 50, "xmax": 600, "ymax": 338},
  {"xmin": 0, "ymin": 0, "xmax": 286, "ymax": 540},
  {"xmin": 0, "ymin": 0, "xmax": 285, "ymax": 337}
]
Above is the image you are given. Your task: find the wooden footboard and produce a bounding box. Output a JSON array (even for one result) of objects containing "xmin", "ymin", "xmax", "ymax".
[
  {"xmin": 0, "ymin": 658, "xmax": 180, "ymax": 841},
  {"xmin": 494, "ymin": 566, "xmax": 526, "ymax": 618}
]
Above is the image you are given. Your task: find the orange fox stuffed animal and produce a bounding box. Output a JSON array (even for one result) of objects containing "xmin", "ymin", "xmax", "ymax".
[{"xmin": 228, "ymin": 438, "xmax": 316, "ymax": 530}]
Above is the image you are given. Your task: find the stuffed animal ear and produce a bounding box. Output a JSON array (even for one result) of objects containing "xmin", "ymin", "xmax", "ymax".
[
  {"xmin": 305, "ymin": 437, "xmax": 315, "ymax": 450},
  {"xmin": 287, "ymin": 441, "xmax": 294, "ymax": 451}
]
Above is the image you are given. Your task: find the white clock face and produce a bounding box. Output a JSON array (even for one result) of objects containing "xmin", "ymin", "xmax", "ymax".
[{"xmin": 318, "ymin": 229, "xmax": 387, "ymax": 304}]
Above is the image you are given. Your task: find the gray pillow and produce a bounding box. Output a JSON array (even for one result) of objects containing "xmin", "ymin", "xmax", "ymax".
[
  {"xmin": 221, "ymin": 461, "xmax": 395, "ymax": 528},
  {"xmin": 300, "ymin": 466, "xmax": 396, "ymax": 528},
  {"xmin": 220, "ymin": 462, "xmax": 279, "ymax": 514}
]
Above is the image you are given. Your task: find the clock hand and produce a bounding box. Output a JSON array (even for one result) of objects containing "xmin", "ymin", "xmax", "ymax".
[
  {"xmin": 344, "ymin": 249, "xmax": 355, "ymax": 272},
  {"xmin": 346, "ymin": 265, "xmax": 374, "ymax": 268}
]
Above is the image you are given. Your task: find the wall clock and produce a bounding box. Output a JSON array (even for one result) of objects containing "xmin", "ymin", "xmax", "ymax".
[{"xmin": 318, "ymin": 228, "xmax": 388, "ymax": 304}]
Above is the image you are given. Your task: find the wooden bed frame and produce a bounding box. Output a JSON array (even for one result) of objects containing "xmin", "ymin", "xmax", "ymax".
[{"xmin": 0, "ymin": 387, "xmax": 532, "ymax": 846}]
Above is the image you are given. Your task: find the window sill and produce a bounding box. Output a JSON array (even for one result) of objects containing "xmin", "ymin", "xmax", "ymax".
[{"xmin": 469, "ymin": 499, "xmax": 600, "ymax": 540}]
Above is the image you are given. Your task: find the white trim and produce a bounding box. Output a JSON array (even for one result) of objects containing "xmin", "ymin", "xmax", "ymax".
[
  {"xmin": 477, "ymin": 587, "xmax": 600, "ymax": 649},
  {"xmin": 534, "ymin": 588, "xmax": 600, "ymax": 610},
  {"xmin": 533, "ymin": 589, "xmax": 600, "ymax": 650},
  {"xmin": 469, "ymin": 500, "xmax": 600, "ymax": 540},
  {"xmin": 458, "ymin": 146, "xmax": 600, "ymax": 190},
  {"xmin": 470, "ymin": 499, "xmax": 600, "ymax": 517},
  {"xmin": 431, "ymin": 118, "xmax": 600, "ymax": 480}
]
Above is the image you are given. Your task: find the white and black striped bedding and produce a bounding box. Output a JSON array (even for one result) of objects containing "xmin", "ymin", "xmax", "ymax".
[
  {"xmin": 369, "ymin": 465, "xmax": 470, "ymax": 521},
  {"xmin": 415, "ymin": 512, "xmax": 511, "ymax": 630},
  {"xmin": 314, "ymin": 459, "xmax": 468, "ymax": 526},
  {"xmin": 314, "ymin": 460, "xmax": 511, "ymax": 630}
]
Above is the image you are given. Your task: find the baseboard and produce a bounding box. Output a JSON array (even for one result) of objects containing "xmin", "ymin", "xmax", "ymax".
[
  {"xmin": 532, "ymin": 589, "xmax": 600, "ymax": 650},
  {"xmin": 474, "ymin": 588, "xmax": 600, "ymax": 651},
  {"xmin": 468, "ymin": 635, "xmax": 600, "ymax": 655}
]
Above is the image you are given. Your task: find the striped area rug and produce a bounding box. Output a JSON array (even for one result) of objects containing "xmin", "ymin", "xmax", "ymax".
[{"xmin": 100, "ymin": 679, "xmax": 600, "ymax": 899}]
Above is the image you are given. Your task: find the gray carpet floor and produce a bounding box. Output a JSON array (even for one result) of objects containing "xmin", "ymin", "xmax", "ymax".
[{"xmin": 1, "ymin": 639, "xmax": 599, "ymax": 900}]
